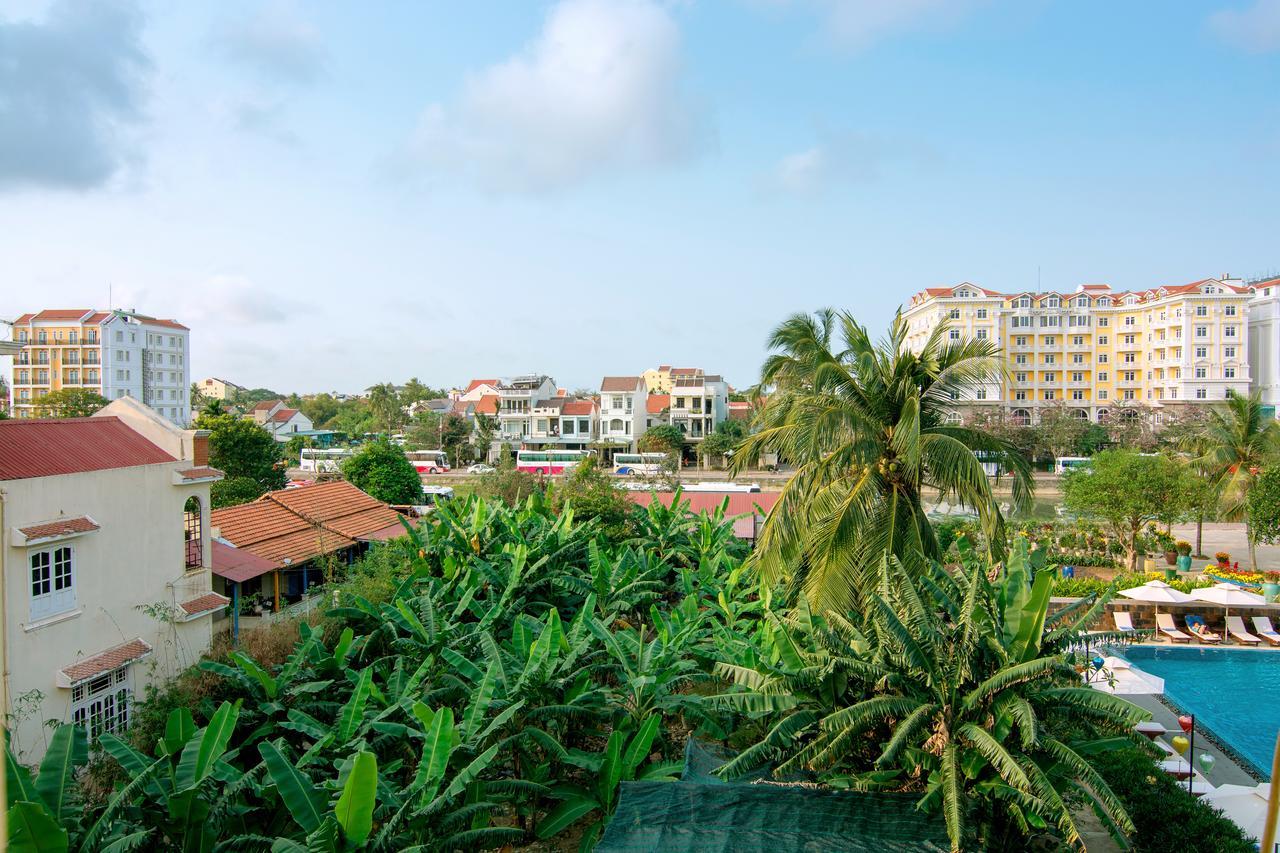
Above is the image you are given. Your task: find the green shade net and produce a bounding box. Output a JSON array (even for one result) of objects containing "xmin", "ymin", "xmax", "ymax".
[{"xmin": 596, "ymin": 741, "xmax": 949, "ymax": 853}]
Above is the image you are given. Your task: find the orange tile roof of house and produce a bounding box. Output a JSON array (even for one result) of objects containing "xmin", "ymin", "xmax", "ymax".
[
  {"xmin": 212, "ymin": 480, "xmax": 405, "ymax": 568},
  {"xmin": 475, "ymin": 394, "xmax": 499, "ymax": 415},
  {"xmin": 0, "ymin": 417, "xmax": 177, "ymax": 480},
  {"xmin": 646, "ymin": 394, "xmax": 671, "ymax": 414},
  {"xmin": 178, "ymin": 593, "xmax": 231, "ymax": 618},
  {"xmin": 466, "ymin": 379, "xmax": 499, "ymax": 393},
  {"xmin": 61, "ymin": 638, "xmax": 152, "ymax": 684},
  {"xmin": 31, "ymin": 309, "xmax": 94, "ymax": 322},
  {"xmin": 269, "ymin": 408, "xmax": 300, "ymax": 423},
  {"xmin": 19, "ymin": 516, "xmax": 100, "ymax": 541},
  {"xmin": 14, "ymin": 313, "xmax": 34, "ymax": 324},
  {"xmin": 85, "ymin": 311, "xmax": 111, "ymax": 324},
  {"xmin": 211, "ymin": 539, "xmax": 278, "ymax": 583},
  {"xmin": 252, "ymin": 400, "xmax": 282, "ymax": 412},
  {"xmin": 670, "ymin": 367, "xmax": 701, "ymax": 376},
  {"xmin": 562, "ymin": 399, "xmax": 595, "ymax": 416},
  {"xmin": 601, "ymin": 376, "xmax": 641, "ymax": 392}
]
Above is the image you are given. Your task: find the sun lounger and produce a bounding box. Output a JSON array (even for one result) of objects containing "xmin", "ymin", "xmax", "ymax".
[
  {"xmin": 1184, "ymin": 615, "xmax": 1221, "ymax": 644},
  {"xmin": 1252, "ymin": 616, "xmax": 1280, "ymax": 647},
  {"xmin": 1156, "ymin": 613, "xmax": 1192, "ymax": 643},
  {"xmin": 1224, "ymin": 615, "xmax": 1261, "ymax": 646},
  {"xmin": 1113, "ymin": 611, "xmax": 1137, "ymax": 634}
]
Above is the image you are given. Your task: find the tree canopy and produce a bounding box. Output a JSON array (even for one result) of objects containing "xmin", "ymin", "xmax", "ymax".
[
  {"xmin": 341, "ymin": 439, "xmax": 422, "ymax": 504},
  {"xmin": 638, "ymin": 424, "xmax": 684, "ymax": 457},
  {"xmin": 1062, "ymin": 450, "xmax": 1192, "ymax": 569},
  {"xmin": 1247, "ymin": 467, "xmax": 1280, "ymax": 546},
  {"xmin": 197, "ymin": 413, "xmax": 287, "ymax": 492},
  {"xmin": 31, "ymin": 388, "xmax": 110, "ymax": 418}
]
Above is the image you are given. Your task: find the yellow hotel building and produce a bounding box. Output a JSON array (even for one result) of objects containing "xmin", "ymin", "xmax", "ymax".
[{"xmin": 902, "ymin": 277, "xmax": 1251, "ymax": 424}]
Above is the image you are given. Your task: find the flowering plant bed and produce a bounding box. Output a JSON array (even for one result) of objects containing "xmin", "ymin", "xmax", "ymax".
[{"xmin": 1205, "ymin": 567, "xmax": 1265, "ymax": 588}]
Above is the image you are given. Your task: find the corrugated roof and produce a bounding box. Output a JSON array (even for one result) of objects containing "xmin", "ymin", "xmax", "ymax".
[
  {"xmin": 625, "ymin": 490, "xmax": 780, "ymax": 520},
  {"xmin": 0, "ymin": 417, "xmax": 177, "ymax": 480},
  {"xmin": 602, "ymin": 376, "xmax": 641, "ymax": 391},
  {"xmin": 211, "ymin": 539, "xmax": 278, "ymax": 582}
]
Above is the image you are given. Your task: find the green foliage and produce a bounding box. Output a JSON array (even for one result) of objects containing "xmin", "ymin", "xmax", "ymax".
[
  {"xmin": 475, "ymin": 449, "xmax": 546, "ymax": 506},
  {"xmin": 340, "ymin": 438, "xmax": 422, "ymax": 504},
  {"xmin": 733, "ymin": 310, "xmax": 1035, "ymax": 613},
  {"xmin": 210, "ymin": 475, "xmax": 267, "ymax": 509},
  {"xmin": 196, "ymin": 413, "xmax": 287, "ymax": 491},
  {"xmin": 31, "ymin": 388, "xmax": 109, "ymax": 418},
  {"xmin": 1062, "ymin": 450, "xmax": 1193, "ymax": 570},
  {"xmin": 1248, "ymin": 467, "xmax": 1280, "ymax": 544},
  {"xmin": 549, "ymin": 456, "xmax": 637, "ymax": 539},
  {"xmin": 1089, "ymin": 747, "xmax": 1255, "ymax": 853},
  {"xmin": 638, "ymin": 423, "xmax": 685, "ymax": 456}
]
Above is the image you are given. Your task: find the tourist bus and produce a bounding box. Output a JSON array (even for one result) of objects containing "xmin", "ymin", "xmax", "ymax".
[
  {"xmin": 1054, "ymin": 456, "xmax": 1091, "ymax": 475},
  {"xmin": 299, "ymin": 448, "xmax": 352, "ymax": 473},
  {"xmin": 516, "ymin": 449, "xmax": 593, "ymax": 475},
  {"xmin": 612, "ymin": 452, "xmax": 668, "ymax": 476},
  {"xmin": 406, "ymin": 450, "xmax": 450, "ymax": 474}
]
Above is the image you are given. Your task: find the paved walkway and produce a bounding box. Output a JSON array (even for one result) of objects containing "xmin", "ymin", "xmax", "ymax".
[{"xmin": 1170, "ymin": 522, "xmax": 1280, "ymax": 569}]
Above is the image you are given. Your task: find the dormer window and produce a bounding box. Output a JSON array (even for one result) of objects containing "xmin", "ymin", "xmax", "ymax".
[
  {"xmin": 1016, "ymin": 297, "xmax": 1031, "ymax": 309},
  {"xmin": 1044, "ymin": 296, "xmax": 1060, "ymax": 308},
  {"xmin": 1098, "ymin": 298, "xmax": 1111, "ymax": 307}
]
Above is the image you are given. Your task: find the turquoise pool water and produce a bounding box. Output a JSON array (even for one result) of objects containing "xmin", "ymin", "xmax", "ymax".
[{"xmin": 1120, "ymin": 646, "xmax": 1279, "ymax": 779}]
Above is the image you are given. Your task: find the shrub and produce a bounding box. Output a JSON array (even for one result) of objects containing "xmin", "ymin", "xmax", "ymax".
[
  {"xmin": 1090, "ymin": 748, "xmax": 1255, "ymax": 853},
  {"xmin": 548, "ymin": 457, "xmax": 638, "ymax": 540},
  {"xmin": 341, "ymin": 438, "xmax": 423, "ymax": 504},
  {"xmin": 211, "ymin": 475, "xmax": 267, "ymax": 508}
]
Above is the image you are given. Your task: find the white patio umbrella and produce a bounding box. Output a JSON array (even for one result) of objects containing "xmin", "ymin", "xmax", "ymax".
[
  {"xmin": 1117, "ymin": 579, "xmax": 1192, "ymax": 617},
  {"xmin": 1190, "ymin": 582, "xmax": 1266, "ymax": 623},
  {"xmin": 1198, "ymin": 783, "xmax": 1275, "ymax": 842}
]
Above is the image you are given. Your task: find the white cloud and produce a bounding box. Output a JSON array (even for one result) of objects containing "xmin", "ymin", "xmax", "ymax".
[
  {"xmin": 0, "ymin": 0, "xmax": 149, "ymax": 191},
  {"xmin": 183, "ymin": 275, "xmax": 310, "ymax": 326},
  {"xmin": 398, "ymin": 0, "xmax": 708, "ymax": 193},
  {"xmin": 759, "ymin": 0, "xmax": 978, "ymax": 50},
  {"xmin": 212, "ymin": 4, "xmax": 326, "ymax": 85},
  {"xmin": 766, "ymin": 131, "xmax": 926, "ymax": 195},
  {"xmin": 1210, "ymin": 0, "xmax": 1280, "ymax": 52}
]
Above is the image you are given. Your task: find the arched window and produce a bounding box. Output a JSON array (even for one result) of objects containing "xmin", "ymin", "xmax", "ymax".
[
  {"xmin": 183, "ymin": 496, "xmax": 203, "ymax": 569},
  {"xmin": 609, "ymin": 418, "xmax": 624, "ymax": 432},
  {"xmin": 1011, "ymin": 408, "xmax": 1031, "ymax": 427},
  {"xmin": 945, "ymin": 411, "xmax": 962, "ymax": 425}
]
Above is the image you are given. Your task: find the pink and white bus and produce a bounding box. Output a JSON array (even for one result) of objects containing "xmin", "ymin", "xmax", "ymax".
[
  {"xmin": 406, "ymin": 450, "xmax": 450, "ymax": 474},
  {"xmin": 516, "ymin": 449, "xmax": 592, "ymax": 475}
]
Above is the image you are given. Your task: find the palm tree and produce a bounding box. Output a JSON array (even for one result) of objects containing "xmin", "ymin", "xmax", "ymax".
[
  {"xmin": 733, "ymin": 310, "xmax": 1033, "ymax": 613},
  {"xmin": 1195, "ymin": 389, "xmax": 1280, "ymax": 569},
  {"xmin": 365, "ymin": 382, "xmax": 403, "ymax": 436}
]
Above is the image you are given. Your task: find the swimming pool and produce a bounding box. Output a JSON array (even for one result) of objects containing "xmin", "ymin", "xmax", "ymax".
[{"xmin": 1119, "ymin": 646, "xmax": 1279, "ymax": 779}]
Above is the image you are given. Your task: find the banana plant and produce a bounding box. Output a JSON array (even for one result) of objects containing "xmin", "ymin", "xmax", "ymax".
[{"xmin": 535, "ymin": 715, "xmax": 681, "ymax": 851}]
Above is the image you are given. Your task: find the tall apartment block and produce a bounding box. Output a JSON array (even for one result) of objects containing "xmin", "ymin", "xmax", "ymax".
[
  {"xmin": 9, "ymin": 309, "xmax": 192, "ymax": 426},
  {"xmin": 902, "ymin": 278, "xmax": 1252, "ymax": 424}
]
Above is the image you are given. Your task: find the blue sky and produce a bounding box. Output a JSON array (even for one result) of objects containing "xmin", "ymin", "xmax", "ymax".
[{"xmin": 1, "ymin": 0, "xmax": 1277, "ymax": 393}]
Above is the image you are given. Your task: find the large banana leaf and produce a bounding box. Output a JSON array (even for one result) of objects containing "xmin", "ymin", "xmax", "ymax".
[
  {"xmin": 34, "ymin": 725, "xmax": 87, "ymax": 821},
  {"xmin": 175, "ymin": 700, "xmax": 241, "ymax": 792},
  {"xmin": 259, "ymin": 741, "xmax": 326, "ymax": 834},
  {"xmin": 334, "ymin": 751, "xmax": 377, "ymax": 845},
  {"xmin": 7, "ymin": 800, "xmax": 68, "ymax": 853}
]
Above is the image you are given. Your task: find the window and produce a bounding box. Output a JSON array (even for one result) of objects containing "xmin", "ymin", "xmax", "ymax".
[
  {"xmin": 949, "ymin": 308, "xmax": 960, "ymax": 319},
  {"xmin": 1123, "ymin": 371, "xmax": 1136, "ymax": 382},
  {"xmin": 1098, "ymin": 316, "xmax": 1109, "ymax": 326},
  {"xmin": 949, "ymin": 329, "xmax": 960, "ymax": 340},
  {"xmin": 1195, "ymin": 346, "xmax": 1207, "ymax": 358},
  {"xmin": 1011, "ymin": 316, "xmax": 1032, "ymax": 328},
  {"xmin": 976, "ymin": 329, "xmax": 988, "ymax": 340},
  {"xmin": 948, "ymin": 390, "xmax": 960, "ymax": 401},
  {"xmin": 1039, "ymin": 316, "xmax": 1060, "ymax": 328},
  {"xmin": 1123, "ymin": 390, "xmax": 1136, "ymax": 400},
  {"xmin": 1196, "ymin": 326, "xmax": 1208, "ymax": 338},
  {"xmin": 1225, "ymin": 367, "xmax": 1236, "ymax": 378},
  {"xmin": 1045, "ymin": 296, "xmax": 1060, "ymax": 308},
  {"xmin": 1044, "ymin": 390, "xmax": 1056, "ymax": 400},
  {"xmin": 563, "ymin": 419, "xmax": 576, "ymax": 434},
  {"xmin": 1124, "ymin": 353, "xmax": 1135, "ymax": 363},
  {"xmin": 30, "ymin": 545, "xmax": 75, "ymax": 620},
  {"xmin": 1226, "ymin": 305, "xmax": 1237, "ymax": 316},
  {"xmin": 1098, "ymin": 335, "xmax": 1108, "ymax": 345},
  {"xmin": 1098, "ymin": 354, "xmax": 1109, "ymax": 364},
  {"xmin": 72, "ymin": 666, "xmax": 132, "ymax": 743},
  {"xmin": 1044, "ymin": 336, "xmax": 1057, "ymax": 346},
  {"xmin": 182, "ymin": 496, "xmax": 203, "ymax": 569},
  {"xmin": 1014, "ymin": 391, "xmax": 1027, "ymax": 401},
  {"xmin": 976, "ymin": 389, "xmax": 987, "ymax": 400},
  {"xmin": 1072, "ymin": 354, "xmax": 1084, "ymax": 364},
  {"xmin": 608, "ymin": 418, "xmax": 623, "ymax": 432},
  {"xmin": 1072, "ymin": 390, "xmax": 1084, "ymax": 400},
  {"xmin": 976, "ymin": 308, "xmax": 987, "ymax": 319},
  {"xmin": 1195, "ymin": 367, "xmax": 1207, "ymax": 379},
  {"xmin": 1015, "ymin": 336, "xmax": 1028, "ymax": 346},
  {"xmin": 1225, "ymin": 326, "xmax": 1237, "ymax": 338},
  {"xmin": 610, "ymin": 395, "xmax": 624, "ymax": 409},
  {"xmin": 1016, "ymin": 297, "xmax": 1031, "ymax": 308},
  {"xmin": 1015, "ymin": 372, "xmax": 1028, "ymax": 382},
  {"xmin": 1015, "ymin": 355, "xmax": 1027, "ymax": 365},
  {"xmin": 1196, "ymin": 305, "xmax": 1207, "ymax": 317},
  {"xmin": 1099, "ymin": 390, "xmax": 1108, "ymax": 400},
  {"xmin": 1043, "ymin": 372, "xmax": 1056, "ymax": 383},
  {"xmin": 1044, "ymin": 354, "xmax": 1056, "ymax": 365},
  {"xmin": 1071, "ymin": 372, "xmax": 1084, "ymax": 383},
  {"xmin": 1196, "ymin": 388, "xmax": 1207, "ymax": 400},
  {"xmin": 1072, "ymin": 336, "xmax": 1084, "ymax": 345}
]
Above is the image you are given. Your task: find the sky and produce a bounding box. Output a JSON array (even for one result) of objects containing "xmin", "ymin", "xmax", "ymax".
[{"xmin": 1, "ymin": 0, "xmax": 1278, "ymax": 394}]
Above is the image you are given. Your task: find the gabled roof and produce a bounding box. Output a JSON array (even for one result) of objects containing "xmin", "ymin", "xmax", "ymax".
[
  {"xmin": 30, "ymin": 309, "xmax": 94, "ymax": 323},
  {"xmin": 252, "ymin": 400, "xmax": 283, "ymax": 412},
  {"xmin": 0, "ymin": 417, "xmax": 177, "ymax": 480},
  {"xmin": 534, "ymin": 397, "xmax": 567, "ymax": 411},
  {"xmin": 212, "ymin": 480, "xmax": 404, "ymax": 568},
  {"xmin": 647, "ymin": 394, "xmax": 671, "ymax": 414},
  {"xmin": 670, "ymin": 367, "xmax": 701, "ymax": 376},
  {"xmin": 562, "ymin": 399, "xmax": 595, "ymax": 416},
  {"xmin": 465, "ymin": 379, "xmax": 499, "ymax": 393},
  {"xmin": 475, "ymin": 394, "xmax": 499, "ymax": 415},
  {"xmin": 269, "ymin": 408, "xmax": 301, "ymax": 423},
  {"xmin": 601, "ymin": 376, "xmax": 641, "ymax": 392}
]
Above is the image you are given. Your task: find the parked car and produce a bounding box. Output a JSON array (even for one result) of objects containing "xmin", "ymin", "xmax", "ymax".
[{"xmin": 467, "ymin": 463, "xmax": 495, "ymax": 474}]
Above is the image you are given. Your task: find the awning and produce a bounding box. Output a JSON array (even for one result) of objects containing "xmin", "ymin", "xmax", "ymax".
[
  {"xmin": 58, "ymin": 638, "xmax": 152, "ymax": 688},
  {"xmin": 178, "ymin": 592, "xmax": 231, "ymax": 621},
  {"xmin": 211, "ymin": 539, "xmax": 278, "ymax": 582},
  {"xmin": 17, "ymin": 515, "xmax": 99, "ymax": 545}
]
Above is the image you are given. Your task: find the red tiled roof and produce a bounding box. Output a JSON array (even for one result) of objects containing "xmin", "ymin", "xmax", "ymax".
[
  {"xmin": 562, "ymin": 400, "xmax": 595, "ymax": 416},
  {"xmin": 269, "ymin": 408, "xmax": 300, "ymax": 423},
  {"xmin": 601, "ymin": 376, "xmax": 641, "ymax": 392},
  {"xmin": 475, "ymin": 394, "xmax": 499, "ymax": 415},
  {"xmin": 19, "ymin": 516, "xmax": 99, "ymax": 541},
  {"xmin": 360, "ymin": 521, "xmax": 409, "ymax": 542},
  {"xmin": 1253, "ymin": 276, "xmax": 1280, "ymax": 288},
  {"xmin": 646, "ymin": 394, "xmax": 670, "ymax": 414},
  {"xmin": 85, "ymin": 311, "xmax": 111, "ymax": 324},
  {"xmin": 252, "ymin": 400, "xmax": 282, "ymax": 412},
  {"xmin": 466, "ymin": 379, "xmax": 499, "ymax": 393},
  {"xmin": 0, "ymin": 417, "xmax": 177, "ymax": 480},
  {"xmin": 179, "ymin": 593, "xmax": 230, "ymax": 618},
  {"xmin": 61, "ymin": 638, "xmax": 152, "ymax": 684},
  {"xmin": 212, "ymin": 481, "xmax": 404, "ymax": 568},
  {"xmin": 670, "ymin": 367, "xmax": 701, "ymax": 376},
  {"xmin": 31, "ymin": 309, "xmax": 93, "ymax": 323},
  {"xmin": 211, "ymin": 540, "xmax": 278, "ymax": 582},
  {"xmin": 138, "ymin": 317, "xmax": 189, "ymax": 330},
  {"xmin": 14, "ymin": 313, "xmax": 34, "ymax": 324},
  {"xmin": 177, "ymin": 466, "xmax": 224, "ymax": 480},
  {"xmin": 450, "ymin": 400, "xmax": 474, "ymax": 416}
]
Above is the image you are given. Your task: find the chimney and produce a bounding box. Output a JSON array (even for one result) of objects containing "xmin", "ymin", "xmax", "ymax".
[{"xmin": 193, "ymin": 429, "xmax": 210, "ymax": 466}]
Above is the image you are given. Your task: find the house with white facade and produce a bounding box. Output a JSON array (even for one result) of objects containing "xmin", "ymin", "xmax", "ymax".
[
  {"xmin": 1250, "ymin": 276, "xmax": 1280, "ymax": 418},
  {"xmin": 668, "ymin": 369, "xmax": 730, "ymax": 446},
  {"xmin": 248, "ymin": 400, "xmax": 315, "ymax": 441},
  {"xmin": 599, "ymin": 376, "xmax": 646, "ymax": 451},
  {"xmin": 0, "ymin": 396, "xmax": 226, "ymax": 762},
  {"xmin": 494, "ymin": 375, "xmax": 557, "ymax": 448},
  {"xmin": 198, "ymin": 377, "xmax": 244, "ymax": 401}
]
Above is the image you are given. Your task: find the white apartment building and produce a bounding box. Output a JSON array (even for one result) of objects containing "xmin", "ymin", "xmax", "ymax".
[
  {"xmin": 668, "ymin": 369, "xmax": 730, "ymax": 441},
  {"xmin": 599, "ymin": 376, "xmax": 647, "ymax": 449},
  {"xmin": 197, "ymin": 377, "xmax": 244, "ymax": 401},
  {"xmin": 0, "ymin": 396, "xmax": 226, "ymax": 762},
  {"xmin": 494, "ymin": 375, "xmax": 557, "ymax": 446},
  {"xmin": 902, "ymin": 278, "xmax": 1252, "ymax": 423},
  {"xmin": 1249, "ymin": 276, "xmax": 1280, "ymax": 418},
  {"xmin": 10, "ymin": 309, "xmax": 192, "ymax": 426}
]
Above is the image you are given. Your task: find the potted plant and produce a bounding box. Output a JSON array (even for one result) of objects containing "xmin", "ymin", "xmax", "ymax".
[
  {"xmin": 1172, "ymin": 537, "xmax": 1192, "ymax": 571},
  {"xmin": 1264, "ymin": 571, "xmax": 1280, "ymax": 603},
  {"xmin": 1214, "ymin": 551, "xmax": 1231, "ymax": 569}
]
